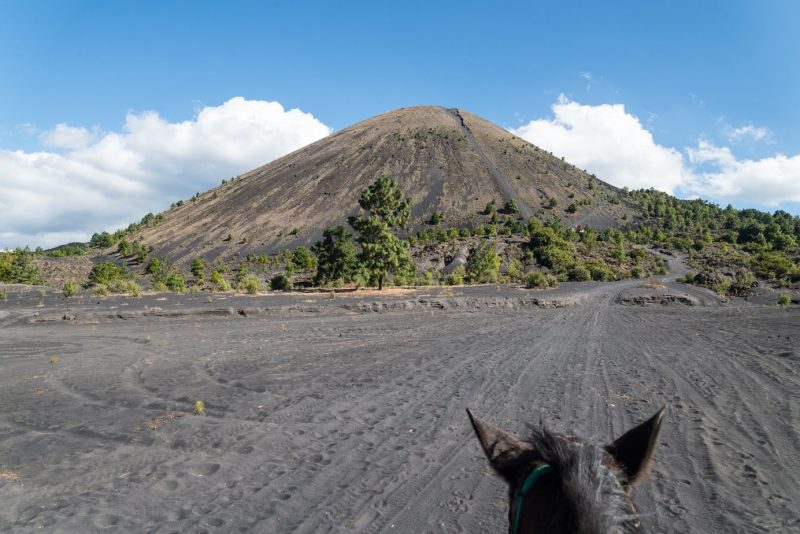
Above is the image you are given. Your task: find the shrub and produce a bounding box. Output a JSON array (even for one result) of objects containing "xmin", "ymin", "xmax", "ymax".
[
  {"xmin": 466, "ymin": 241, "xmax": 501, "ymax": 283},
  {"xmin": 210, "ymin": 271, "xmax": 230, "ymax": 291},
  {"xmin": 503, "ymin": 199, "xmax": 519, "ymax": 214},
  {"xmin": 63, "ymin": 280, "xmax": 79, "ymax": 297},
  {"xmin": 145, "ymin": 258, "xmax": 164, "ymax": 276},
  {"xmin": 151, "ymin": 281, "xmax": 168, "ymax": 292},
  {"xmin": 567, "ymin": 265, "xmax": 591, "ymax": 282},
  {"xmin": 87, "ymin": 262, "xmax": 128, "ymax": 287},
  {"xmin": 445, "ymin": 267, "xmax": 465, "ymax": 286},
  {"xmin": 120, "ymin": 280, "xmax": 142, "ymax": 297},
  {"xmin": 191, "ymin": 258, "xmax": 206, "ymax": 281},
  {"xmin": 536, "ymin": 245, "xmax": 575, "ymax": 272},
  {"xmin": 291, "ymin": 246, "xmax": 317, "ymax": 272},
  {"xmin": 0, "ymin": 247, "xmax": 44, "ymax": 285},
  {"xmin": 241, "ymin": 274, "xmax": 260, "ymax": 294},
  {"xmin": 777, "ymin": 294, "xmax": 791, "ymax": 306},
  {"xmin": 164, "ymin": 272, "xmax": 186, "ymax": 293},
  {"xmin": 270, "ymin": 274, "xmax": 292, "ymax": 291},
  {"xmin": 505, "ymin": 258, "xmax": 525, "ymax": 281},
  {"xmin": 630, "ymin": 266, "xmax": 644, "ymax": 279},
  {"xmin": 524, "ymin": 271, "xmax": 558, "ymax": 289}
]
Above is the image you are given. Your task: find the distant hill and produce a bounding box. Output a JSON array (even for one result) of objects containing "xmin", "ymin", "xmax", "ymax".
[{"xmin": 121, "ymin": 106, "xmax": 638, "ymax": 264}]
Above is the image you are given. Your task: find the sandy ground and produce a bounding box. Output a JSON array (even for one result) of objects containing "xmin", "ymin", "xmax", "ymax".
[{"xmin": 0, "ymin": 277, "xmax": 798, "ymax": 532}]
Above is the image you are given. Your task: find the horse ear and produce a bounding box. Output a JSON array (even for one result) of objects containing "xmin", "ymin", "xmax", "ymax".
[
  {"xmin": 467, "ymin": 409, "xmax": 528, "ymax": 483},
  {"xmin": 605, "ymin": 406, "xmax": 666, "ymax": 486}
]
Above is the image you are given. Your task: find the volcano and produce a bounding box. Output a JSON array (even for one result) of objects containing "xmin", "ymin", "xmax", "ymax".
[{"xmin": 127, "ymin": 106, "xmax": 637, "ymax": 263}]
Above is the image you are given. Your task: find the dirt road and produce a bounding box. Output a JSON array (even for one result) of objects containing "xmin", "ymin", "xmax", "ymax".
[{"xmin": 0, "ymin": 280, "xmax": 798, "ymax": 532}]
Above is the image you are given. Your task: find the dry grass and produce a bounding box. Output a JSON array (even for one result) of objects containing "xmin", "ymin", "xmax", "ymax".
[
  {"xmin": 135, "ymin": 411, "xmax": 185, "ymax": 431},
  {"xmin": 0, "ymin": 469, "xmax": 19, "ymax": 481},
  {"xmin": 639, "ymin": 279, "xmax": 665, "ymax": 289}
]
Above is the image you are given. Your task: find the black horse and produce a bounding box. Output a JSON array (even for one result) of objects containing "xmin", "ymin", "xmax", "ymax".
[{"xmin": 468, "ymin": 407, "xmax": 665, "ymax": 533}]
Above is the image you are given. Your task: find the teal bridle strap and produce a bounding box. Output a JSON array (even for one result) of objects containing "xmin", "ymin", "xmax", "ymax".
[{"xmin": 511, "ymin": 464, "xmax": 551, "ymax": 534}]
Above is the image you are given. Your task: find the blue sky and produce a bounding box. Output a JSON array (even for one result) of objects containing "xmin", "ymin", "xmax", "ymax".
[{"xmin": 1, "ymin": 1, "xmax": 798, "ymax": 247}]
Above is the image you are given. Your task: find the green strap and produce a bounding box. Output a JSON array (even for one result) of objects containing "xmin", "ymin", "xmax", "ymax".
[{"xmin": 512, "ymin": 464, "xmax": 551, "ymax": 534}]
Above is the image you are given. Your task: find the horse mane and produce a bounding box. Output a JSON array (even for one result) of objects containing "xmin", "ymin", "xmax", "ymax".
[{"xmin": 514, "ymin": 425, "xmax": 641, "ymax": 534}]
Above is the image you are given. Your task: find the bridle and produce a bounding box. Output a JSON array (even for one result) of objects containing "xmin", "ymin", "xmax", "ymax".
[
  {"xmin": 510, "ymin": 462, "xmax": 642, "ymax": 533},
  {"xmin": 511, "ymin": 464, "xmax": 551, "ymax": 534}
]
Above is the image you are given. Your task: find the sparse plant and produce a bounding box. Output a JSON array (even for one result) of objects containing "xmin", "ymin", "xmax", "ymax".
[
  {"xmin": 191, "ymin": 258, "xmax": 206, "ymax": 281},
  {"xmin": 210, "ymin": 271, "xmax": 230, "ymax": 291},
  {"xmin": 466, "ymin": 241, "xmax": 501, "ymax": 283},
  {"xmin": 777, "ymin": 294, "xmax": 791, "ymax": 306},
  {"xmin": 63, "ymin": 280, "xmax": 79, "ymax": 297},
  {"xmin": 524, "ymin": 271, "xmax": 558, "ymax": 289},
  {"xmin": 270, "ymin": 274, "xmax": 292, "ymax": 291},
  {"xmin": 194, "ymin": 400, "xmax": 206, "ymax": 416},
  {"xmin": 241, "ymin": 274, "xmax": 260, "ymax": 294}
]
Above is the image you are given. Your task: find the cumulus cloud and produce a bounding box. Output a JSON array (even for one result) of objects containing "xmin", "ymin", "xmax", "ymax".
[
  {"xmin": 510, "ymin": 95, "xmax": 800, "ymax": 211},
  {"xmin": 0, "ymin": 97, "xmax": 331, "ymax": 248},
  {"xmin": 40, "ymin": 124, "xmax": 98, "ymax": 150},
  {"xmin": 688, "ymin": 140, "xmax": 800, "ymax": 206},
  {"xmin": 510, "ymin": 95, "xmax": 690, "ymax": 194}
]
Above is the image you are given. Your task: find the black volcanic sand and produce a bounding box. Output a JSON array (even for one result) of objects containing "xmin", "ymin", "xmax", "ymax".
[{"xmin": 0, "ymin": 281, "xmax": 798, "ymax": 533}]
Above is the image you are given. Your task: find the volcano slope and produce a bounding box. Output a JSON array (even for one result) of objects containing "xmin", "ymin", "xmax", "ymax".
[
  {"xmin": 0, "ymin": 278, "xmax": 798, "ymax": 532},
  {"xmin": 119, "ymin": 106, "xmax": 634, "ymax": 265}
]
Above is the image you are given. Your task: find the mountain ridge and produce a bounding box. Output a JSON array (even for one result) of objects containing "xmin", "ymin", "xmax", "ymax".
[{"xmin": 119, "ymin": 105, "xmax": 637, "ymax": 264}]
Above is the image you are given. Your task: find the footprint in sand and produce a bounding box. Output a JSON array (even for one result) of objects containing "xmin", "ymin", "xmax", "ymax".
[
  {"xmin": 189, "ymin": 463, "xmax": 220, "ymax": 477},
  {"xmin": 93, "ymin": 514, "xmax": 120, "ymax": 528}
]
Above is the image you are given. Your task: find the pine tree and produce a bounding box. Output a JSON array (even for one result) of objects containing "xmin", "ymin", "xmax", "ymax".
[
  {"xmin": 348, "ymin": 176, "xmax": 414, "ymax": 289},
  {"xmin": 312, "ymin": 226, "xmax": 357, "ymax": 285}
]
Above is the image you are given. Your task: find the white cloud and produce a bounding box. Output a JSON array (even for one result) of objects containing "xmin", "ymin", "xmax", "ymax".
[
  {"xmin": 726, "ymin": 124, "xmax": 771, "ymax": 143},
  {"xmin": 40, "ymin": 124, "xmax": 98, "ymax": 149},
  {"xmin": 510, "ymin": 95, "xmax": 800, "ymax": 210},
  {"xmin": 0, "ymin": 97, "xmax": 331, "ymax": 248},
  {"xmin": 510, "ymin": 95, "xmax": 690, "ymax": 193},
  {"xmin": 688, "ymin": 140, "xmax": 800, "ymax": 206}
]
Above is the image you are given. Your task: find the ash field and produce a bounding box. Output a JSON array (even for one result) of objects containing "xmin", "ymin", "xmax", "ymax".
[{"xmin": 0, "ymin": 275, "xmax": 798, "ymax": 533}]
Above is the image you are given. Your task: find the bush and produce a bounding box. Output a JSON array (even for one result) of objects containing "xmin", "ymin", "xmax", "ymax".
[
  {"xmin": 270, "ymin": 274, "xmax": 292, "ymax": 291},
  {"xmin": 777, "ymin": 294, "xmax": 791, "ymax": 306},
  {"xmin": 567, "ymin": 265, "xmax": 591, "ymax": 282},
  {"xmin": 466, "ymin": 241, "xmax": 501, "ymax": 283},
  {"xmin": 291, "ymin": 247, "xmax": 317, "ymax": 272},
  {"xmin": 63, "ymin": 280, "xmax": 79, "ymax": 297},
  {"xmin": 537, "ymin": 245, "xmax": 575, "ymax": 272},
  {"xmin": 524, "ymin": 271, "xmax": 558, "ymax": 289},
  {"xmin": 164, "ymin": 272, "xmax": 186, "ymax": 293},
  {"xmin": 191, "ymin": 258, "xmax": 206, "ymax": 281},
  {"xmin": 445, "ymin": 267, "xmax": 465, "ymax": 286},
  {"xmin": 87, "ymin": 262, "xmax": 129, "ymax": 287},
  {"xmin": 505, "ymin": 258, "xmax": 525, "ymax": 282},
  {"xmin": 0, "ymin": 247, "xmax": 44, "ymax": 285},
  {"xmin": 119, "ymin": 280, "xmax": 142, "ymax": 297},
  {"xmin": 210, "ymin": 271, "xmax": 230, "ymax": 291},
  {"xmin": 241, "ymin": 274, "xmax": 260, "ymax": 294}
]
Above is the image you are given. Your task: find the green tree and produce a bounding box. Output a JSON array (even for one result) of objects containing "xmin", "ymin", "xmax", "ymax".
[
  {"xmin": 191, "ymin": 258, "xmax": 206, "ymax": 281},
  {"xmin": 465, "ymin": 241, "xmax": 501, "ymax": 283},
  {"xmin": 348, "ymin": 176, "xmax": 414, "ymax": 289},
  {"xmin": 312, "ymin": 226, "xmax": 358, "ymax": 286},
  {"xmin": 291, "ymin": 246, "xmax": 317, "ymax": 272},
  {"xmin": 0, "ymin": 247, "xmax": 44, "ymax": 285}
]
